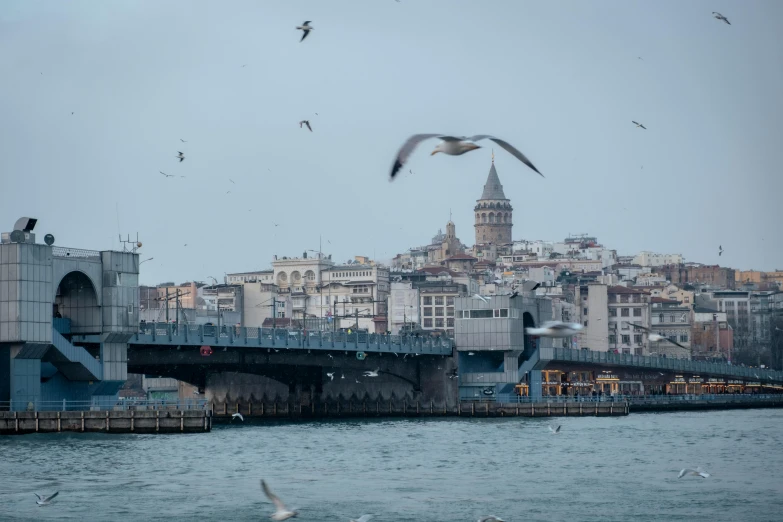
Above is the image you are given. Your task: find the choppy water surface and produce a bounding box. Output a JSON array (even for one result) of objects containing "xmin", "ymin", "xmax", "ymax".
[{"xmin": 2, "ymin": 409, "xmax": 783, "ymax": 521}]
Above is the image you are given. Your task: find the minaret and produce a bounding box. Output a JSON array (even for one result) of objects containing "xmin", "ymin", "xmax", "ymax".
[{"xmin": 474, "ymin": 152, "xmax": 513, "ymax": 246}]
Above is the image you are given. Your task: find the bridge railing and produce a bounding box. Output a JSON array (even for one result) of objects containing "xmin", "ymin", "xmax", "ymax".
[
  {"xmin": 543, "ymin": 347, "xmax": 783, "ymax": 382},
  {"xmin": 133, "ymin": 322, "xmax": 454, "ymax": 354},
  {"xmin": 0, "ymin": 398, "xmax": 209, "ymax": 412},
  {"xmin": 490, "ymin": 393, "xmax": 781, "ymax": 404}
]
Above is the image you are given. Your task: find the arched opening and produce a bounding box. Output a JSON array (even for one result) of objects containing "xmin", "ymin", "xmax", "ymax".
[
  {"xmin": 489, "ymin": 212, "xmax": 495, "ymax": 223},
  {"xmin": 481, "ymin": 213, "xmax": 487, "ymax": 223},
  {"xmin": 55, "ymin": 271, "xmax": 100, "ymax": 334},
  {"xmin": 489, "ymin": 202, "xmax": 495, "ymax": 209},
  {"xmin": 304, "ymin": 270, "xmax": 315, "ymax": 282}
]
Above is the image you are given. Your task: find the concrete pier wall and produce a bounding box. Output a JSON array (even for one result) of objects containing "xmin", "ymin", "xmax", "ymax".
[{"xmin": 0, "ymin": 409, "xmax": 211, "ymax": 434}]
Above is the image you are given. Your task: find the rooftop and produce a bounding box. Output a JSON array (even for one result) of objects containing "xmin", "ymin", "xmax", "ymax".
[
  {"xmin": 608, "ymin": 285, "xmax": 649, "ymax": 294},
  {"xmin": 478, "ymin": 162, "xmax": 508, "ymax": 200}
]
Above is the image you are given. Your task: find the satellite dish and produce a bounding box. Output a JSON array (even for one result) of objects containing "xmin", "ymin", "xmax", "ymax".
[
  {"xmin": 9, "ymin": 230, "xmax": 24, "ymax": 243},
  {"xmin": 44, "ymin": 234, "xmax": 55, "ymax": 246}
]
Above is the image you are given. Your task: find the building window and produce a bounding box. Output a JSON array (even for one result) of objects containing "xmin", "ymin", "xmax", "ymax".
[
  {"xmin": 470, "ymin": 309, "xmax": 493, "ymax": 319},
  {"xmin": 680, "ymin": 334, "xmax": 688, "ymax": 343},
  {"xmin": 583, "ymin": 308, "xmax": 588, "ymax": 315},
  {"xmin": 434, "ymin": 296, "xmax": 444, "ymax": 306},
  {"xmin": 620, "ymin": 294, "xmax": 629, "ymax": 303},
  {"xmin": 423, "ymin": 297, "xmax": 432, "ymax": 305},
  {"xmin": 423, "ymin": 307, "xmax": 432, "ymax": 317},
  {"xmin": 634, "ymin": 334, "xmax": 642, "ymax": 343},
  {"xmin": 446, "ymin": 306, "xmax": 454, "ymax": 316},
  {"xmin": 621, "ymin": 308, "xmax": 629, "ymax": 317},
  {"xmin": 659, "ymin": 313, "xmax": 664, "ymax": 323},
  {"xmin": 670, "ymin": 314, "xmax": 675, "ymax": 323},
  {"xmin": 622, "ymin": 335, "xmax": 630, "ymax": 344},
  {"xmin": 423, "ymin": 318, "xmax": 432, "ymax": 327},
  {"xmin": 435, "ymin": 318, "xmax": 444, "ymax": 328},
  {"xmin": 609, "ymin": 308, "xmax": 617, "ymax": 317},
  {"xmin": 584, "ymin": 321, "xmax": 588, "ymax": 327},
  {"xmin": 447, "ymin": 317, "xmax": 454, "ymax": 328},
  {"xmin": 609, "ymin": 334, "xmax": 617, "ymax": 345},
  {"xmin": 435, "ymin": 307, "xmax": 444, "ymax": 317},
  {"xmin": 633, "ymin": 308, "xmax": 642, "ymax": 317},
  {"xmin": 447, "ymin": 296, "xmax": 455, "ymax": 306}
]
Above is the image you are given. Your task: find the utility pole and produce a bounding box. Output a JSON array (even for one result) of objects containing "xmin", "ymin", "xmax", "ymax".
[{"xmin": 165, "ymin": 287, "xmax": 169, "ymax": 323}]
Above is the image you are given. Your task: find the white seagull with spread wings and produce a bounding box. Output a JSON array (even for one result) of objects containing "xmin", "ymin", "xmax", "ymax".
[
  {"xmin": 389, "ymin": 134, "xmax": 542, "ymax": 180},
  {"xmin": 261, "ymin": 480, "xmax": 298, "ymax": 520}
]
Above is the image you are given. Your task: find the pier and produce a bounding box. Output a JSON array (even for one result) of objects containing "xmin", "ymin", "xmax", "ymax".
[{"xmin": 0, "ymin": 400, "xmax": 211, "ymax": 434}]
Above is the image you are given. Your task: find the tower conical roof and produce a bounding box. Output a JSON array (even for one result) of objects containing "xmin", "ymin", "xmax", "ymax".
[{"xmin": 480, "ymin": 163, "xmax": 507, "ymax": 200}]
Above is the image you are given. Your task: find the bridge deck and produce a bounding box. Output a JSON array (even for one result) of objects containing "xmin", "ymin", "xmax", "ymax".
[
  {"xmin": 541, "ymin": 347, "xmax": 783, "ymax": 383},
  {"xmin": 104, "ymin": 323, "xmax": 453, "ymax": 356}
]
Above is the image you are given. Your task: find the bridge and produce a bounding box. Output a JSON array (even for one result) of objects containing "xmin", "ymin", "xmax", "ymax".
[
  {"xmin": 2, "ymin": 216, "xmax": 782, "ymax": 415},
  {"xmin": 122, "ymin": 323, "xmax": 454, "ymax": 355}
]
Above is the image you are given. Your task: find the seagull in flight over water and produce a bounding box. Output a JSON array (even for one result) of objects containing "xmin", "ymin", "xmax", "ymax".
[
  {"xmin": 261, "ymin": 480, "xmax": 298, "ymax": 520},
  {"xmin": 632, "ymin": 121, "xmax": 647, "ymax": 129},
  {"xmin": 296, "ymin": 21, "xmax": 313, "ymax": 42},
  {"xmin": 678, "ymin": 468, "xmax": 710, "ymax": 479},
  {"xmin": 548, "ymin": 425, "xmax": 561, "ymax": 434},
  {"xmin": 326, "ymin": 372, "xmax": 334, "ymax": 380},
  {"xmin": 176, "ymin": 151, "xmax": 185, "ymax": 162},
  {"xmin": 389, "ymin": 134, "xmax": 542, "ymax": 180},
  {"xmin": 363, "ymin": 368, "xmax": 380, "ymax": 377},
  {"xmin": 160, "ymin": 171, "xmax": 174, "ymax": 178},
  {"xmin": 299, "ymin": 120, "xmax": 312, "ymax": 132},
  {"xmin": 231, "ymin": 412, "xmax": 244, "ymax": 422},
  {"xmin": 35, "ymin": 492, "xmax": 59, "ymax": 506}
]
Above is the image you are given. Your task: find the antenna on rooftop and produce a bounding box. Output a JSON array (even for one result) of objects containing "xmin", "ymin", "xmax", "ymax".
[{"xmin": 119, "ymin": 232, "xmax": 142, "ymax": 253}]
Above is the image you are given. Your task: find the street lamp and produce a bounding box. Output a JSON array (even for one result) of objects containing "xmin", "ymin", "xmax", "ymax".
[
  {"xmin": 256, "ymin": 296, "xmax": 280, "ymax": 328},
  {"xmin": 140, "ymin": 257, "xmax": 153, "ymax": 265}
]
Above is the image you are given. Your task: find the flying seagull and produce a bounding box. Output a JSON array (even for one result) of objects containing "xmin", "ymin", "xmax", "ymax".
[
  {"xmin": 232, "ymin": 412, "xmax": 244, "ymax": 422},
  {"xmin": 35, "ymin": 492, "xmax": 59, "ymax": 506},
  {"xmin": 632, "ymin": 121, "xmax": 647, "ymax": 129},
  {"xmin": 296, "ymin": 21, "xmax": 313, "ymax": 42},
  {"xmin": 261, "ymin": 480, "xmax": 298, "ymax": 520},
  {"xmin": 509, "ymin": 291, "xmax": 519, "ymax": 299},
  {"xmin": 526, "ymin": 321, "xmax": 584, "ymax": 338},
  {"xmin": 631, "ymin": 323, "xmax": 687, "ymax": 349},
  {"xmin": 678, "ymin": 468, "xmax": 710, "ymax": 479},
  {"xmin": 548, "ymin": 425, "xmax": 561, "ymax": 434},
  {"xmin": 389, "ymin": 134, "xmax": 542, "ymax": 180},
  {"xmin": 160, "ymin": 171, "xmax": 174, "ymax": 178},
  {"xmin": 712, "ymin": 12, "xmax": 730, "ymax": 25},
  {"xmin": 478, "ymin": 517, "xmax": 506, "ymax": 522},
  {"xmin": 326, "ymin": 372, "xmax": 334, "ymax": 380},
  {"xmin": 719, "ymin": 245, "xmax": 723, "ymax": 256},
  {"xmin": 363, "ymin": 368, "xmax": 380, "ymax": 377},
  {"xmin": 180, "ymin": 138, "xmax": 187, "ymax": 143},
  {"xmin": 176, "ymin": 151, "xmax": 185, "ymax": 162},
  {"xmin": 229, "ymin": 179, "xmax": 236, "ymax": 184},
  {"xmin": 299, "ymin": 120, "xmax": 312, "ymax": 132},
  {"xmin": 472, "ymin": 294, "xmax": 489, "ymax": 303},
  {"xmin": 350, "ymin": 516, "xmax": 373, "ymax": 522}
]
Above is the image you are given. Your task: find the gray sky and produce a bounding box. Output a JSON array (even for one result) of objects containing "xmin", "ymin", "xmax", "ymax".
[{"xmin": 1, "ymin": 0, "xmax": 780, "ymax": 285}]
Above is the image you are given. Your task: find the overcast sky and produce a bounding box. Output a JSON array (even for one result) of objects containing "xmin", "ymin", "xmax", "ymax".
[{"xmin": 1, "ymin": 0, "xmax": 780, "ymax": 285}]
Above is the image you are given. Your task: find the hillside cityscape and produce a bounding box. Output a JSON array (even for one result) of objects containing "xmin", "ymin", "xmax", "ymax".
[{"xmin": 139, "ymin": 158, "xmax": 783, "ymax": 373}]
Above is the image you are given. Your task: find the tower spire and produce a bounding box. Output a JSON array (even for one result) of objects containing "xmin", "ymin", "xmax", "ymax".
[{"xmin": 491, "ymin": 149, "xmax": 494, "ymax": 163}]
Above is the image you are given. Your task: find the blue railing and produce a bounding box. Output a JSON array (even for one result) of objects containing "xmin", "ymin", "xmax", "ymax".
[{"xmin": 125, "ymin": 322, "xmax": 454, "ymax": 355}]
